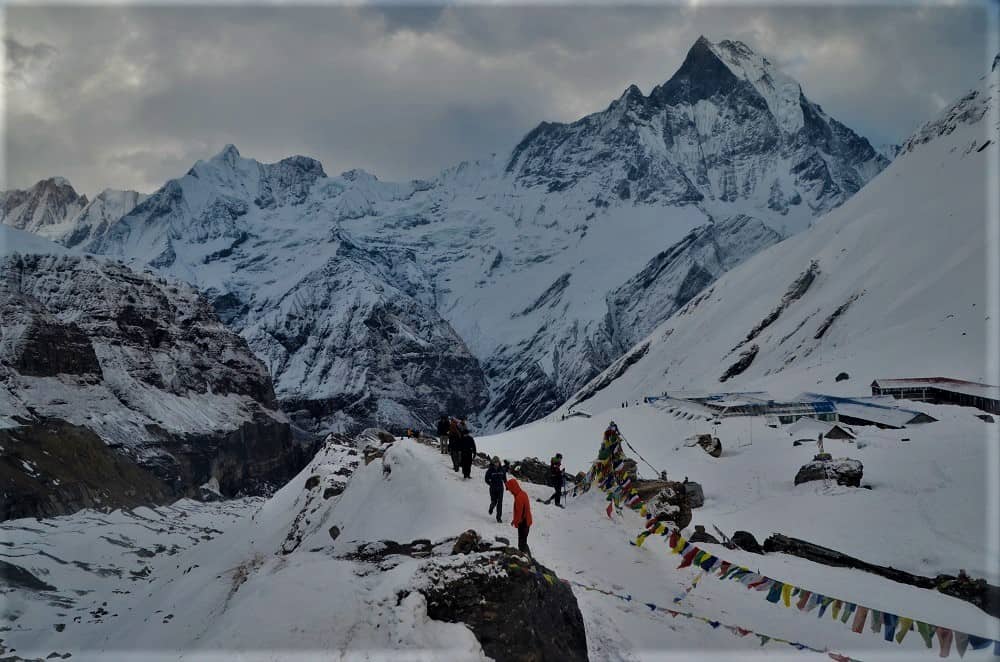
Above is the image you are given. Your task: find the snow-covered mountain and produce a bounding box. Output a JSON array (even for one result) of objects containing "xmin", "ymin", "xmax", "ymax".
[
  {"xmin": 561, "ymin": 60, "xmax": 998, "ymax": 412},
  {"xmin": 60, "ymin": 188, "xmax": 148, "ymax": 248},
  {"xmin": 0, "ymin": 227, "xmax": 306, "ymax": 519},
  {"xmin": 0, "ymin": 178, "xmax": 147, "ymax": 247},
  {"xmin": 508, "ymin": 37, "xmax": 888, "ymax": 227},
  {"xmin": 30, "ymin": 37, "xmax": 890, "ymax": 432},
  {"xmin": 0, "ymin": 177, "xmax": 88, "ymax": 236}
]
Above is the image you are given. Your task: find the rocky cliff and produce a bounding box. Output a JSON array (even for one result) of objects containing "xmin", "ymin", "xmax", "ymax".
[{"xmin": 0, "ymin": 230, "xmax": 307, "ymax": 519}]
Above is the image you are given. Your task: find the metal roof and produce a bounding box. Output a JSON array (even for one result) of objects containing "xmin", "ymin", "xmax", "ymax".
[
  {"xmin": 872, "ymin": 378, "xmax": 999, "ymax": 401},
  {"xmin": 801, "ymin": 393, "xmax": 937, "ymax": 427}
]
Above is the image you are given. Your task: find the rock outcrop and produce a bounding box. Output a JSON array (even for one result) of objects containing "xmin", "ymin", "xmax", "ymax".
[
  {"xmin": 793, "ymin": 457, "xmax": 863, "ymax": 487},
  {"xmin": 422, "ymin": 548, "xmax": 588, "ymax": 662},
  {"xmin": 0, "ymin": 249, "xmax": 306, "ymax": 520},
  {"xmin": 633, "ymin": 479, "xmax": 693, "ymax": 529}
]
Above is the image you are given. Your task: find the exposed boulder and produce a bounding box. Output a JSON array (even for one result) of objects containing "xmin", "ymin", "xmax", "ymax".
[
  {"xmin": 510, "ymin": 456, "xmax": 577, "ymax": 487},
  {"xmin": 731, "ymin": 531, "xmax": 764, "ymax": 554},
  {"xmin": 422, "ymin": 548, "xmax": 588, "ymax": 662},
  {"xmin": 836, "ymin": 371, "xmax": 850, "ymax": 382},
  {"xmin": 696, "ymin": 434, "xmax": 722, "ymax": 458},
  {"xmin": 452, "ymin": 530, "xmax": 482, "ymax": 555},
  {"xmin": 794, "ymin": 457, "xmax": 863, "ymax": 487},
  {"xmin": 634, "ymin": 480, "xmax": 693, "ymax": 530},
  {"xmin": 683, "ymin": 481, "xmax": 705, "ymax": 508},
  {"xmin": 687, "ymin": 525, "xmax": 719, "ymax": 545}
]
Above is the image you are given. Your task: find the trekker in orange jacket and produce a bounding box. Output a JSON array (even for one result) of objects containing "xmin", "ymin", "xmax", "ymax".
[{"xmin": 506, "ymin": 478, "xmax": 532, "ymax": 556}]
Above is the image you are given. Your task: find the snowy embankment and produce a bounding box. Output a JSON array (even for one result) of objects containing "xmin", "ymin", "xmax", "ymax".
[{"xmin": 5, "ymin": 429, "xmax": 998, "ymax": 661}]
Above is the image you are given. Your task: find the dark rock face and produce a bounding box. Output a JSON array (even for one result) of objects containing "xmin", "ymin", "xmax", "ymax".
[
  {"xmin": 242, "ymin": 237, "xmax": 489, "ymax": 435},
  {"xmin": 794, "ymin": 457, "xmax": 863, "ymax": 487},
  {"xmin": 720, "ymin": 344, "xmax": 759, "ymax": 382},
  {"xmin": 0, "ymin": 559, "xmax": 57, "ymax": 592},
  {"xmin": 0, "ymin": 253, "xmax": 305, "ymax": 520},
  {"xmin": 423, "ymin": 549, "xmax": 588, "ymax": 662},
  {"xmin": 483, "ymin": 355, "xmax": 564, "ymax": 431},
  {"xmin": 0, "ymin": 419, "xmax": 173, "ymax": 521}
]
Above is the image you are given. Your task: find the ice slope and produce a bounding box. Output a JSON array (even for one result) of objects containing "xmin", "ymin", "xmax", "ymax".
[
  {"xmin": 48, "ymin": 37, "xmax": 890, "ymax": 432},
  {"xmin": 561, "ymin": 63, "xmax": 998, "ymax": 413},
  {"xmin": 6, "ymin": 435, "xmax": 997, "ymax": 661},
  {"xmin": 0, "ymin": 225, "xmax": 69, "ymax": 257}
]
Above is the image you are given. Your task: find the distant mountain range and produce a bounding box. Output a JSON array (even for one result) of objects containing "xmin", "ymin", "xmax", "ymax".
[{"xmin": 3, "ymin": 37, "xmax": 893, "ymax": 433}]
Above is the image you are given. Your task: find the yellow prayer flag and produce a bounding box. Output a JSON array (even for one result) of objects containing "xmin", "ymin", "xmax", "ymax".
[{"xmin": 895, "ymin": 617, "xmax": 913, "ymax": 644}]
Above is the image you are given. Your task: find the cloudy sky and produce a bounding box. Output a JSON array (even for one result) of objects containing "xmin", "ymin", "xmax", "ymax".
[{"xmin": 3, "ymin": 2, "xmax": 996, "ymax": 196}]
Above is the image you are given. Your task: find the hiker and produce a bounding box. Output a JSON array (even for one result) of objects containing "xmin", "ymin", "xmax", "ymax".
[
  {"xmin": 459, "ymin": 431, "xmax": 477, "ymax": 479},
  {"xmin": 484, "ymin": 457, "xmax": 508, "ymax": 522},
  {"xmin": 545, "ymin": 453, "xmax": 565, "ymax": 507},
  {"xmin": 436, "ymin": 414, "xmax": 450, "ymax": 455},
  {"xmin": 507, "ymin": 478, "xmax": 532, "ymax": 556},
  {"xmin": 448, "ymin": 417, "xmax": 462, "ymax": 471}
]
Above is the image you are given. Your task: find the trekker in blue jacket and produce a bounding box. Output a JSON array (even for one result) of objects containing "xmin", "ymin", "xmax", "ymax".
[{"xmin": 484, "ymin": 457, "xmax": 509, "ymax": 522}]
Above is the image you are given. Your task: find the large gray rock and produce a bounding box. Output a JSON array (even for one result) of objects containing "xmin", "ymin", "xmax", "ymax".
[
  {"xmin": 634, "ymin": 480, "xmax": 693, "ymax": 529},
  {"xmin": 423, "ymin": 548, "xmax": 588, "ymax": 662},
  {"xmin": 697, "ymin": 434, "xmax": 723, "ymax": 458},
  {"xmin": 794, "ymin": 457, "xmax": 863, "ymax": 487}
]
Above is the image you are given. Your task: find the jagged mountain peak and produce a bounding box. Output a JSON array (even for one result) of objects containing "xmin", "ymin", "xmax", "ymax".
[
  {"xmin": 1, "ymin": 176, "xmax": 88, "ymax": 235},
  {"xmin": 506, "ymin": 35, "xmax": 887, "ymax": 221},
  {"xmin": 212, "ymin": 143, "xmax": 242, "ymax": 162}
]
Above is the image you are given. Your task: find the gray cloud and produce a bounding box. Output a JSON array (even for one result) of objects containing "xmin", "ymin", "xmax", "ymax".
[
  {"xmin": 3, "ymin": 4, "xmax": 993, "ymax": 196},
  {"xmin": 3, "ymin": 36, "xmax": 57, "ymax": 85}
]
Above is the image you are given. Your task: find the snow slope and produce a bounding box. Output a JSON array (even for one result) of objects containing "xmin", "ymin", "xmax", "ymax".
[
  {"xmin": 38, "ymin": 37, "xmax": 890, "ymax": 432},
  {"xmin": 561, "ymin": 62, "xmax": 998, "ymax": 412},
  {"xmin": 5, "ymin": 435, "xmax": 997, "ymax": 661}
]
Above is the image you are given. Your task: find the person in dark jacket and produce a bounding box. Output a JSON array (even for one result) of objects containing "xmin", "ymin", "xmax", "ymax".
[
  {"xmin": 448, "ymin": 417, "xmax": 462, "ymax": 471},
  {"xmin": 543, "ymin": 453, "xmax": 565, "ymax": 507},
  {"xmin": 506, "ymin": 478, "xmax": 532, "ymax": 556},
  {"xmin": 458, "ymin": 432, "xmax": 477, "ymax": 479},
  {"xmin": 484, "ymin": 457, "xmax": 508, "ymax": 522},
  {"xmin": 436, "ymin": 414, "xmax": 450, "ymax": 455}
]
